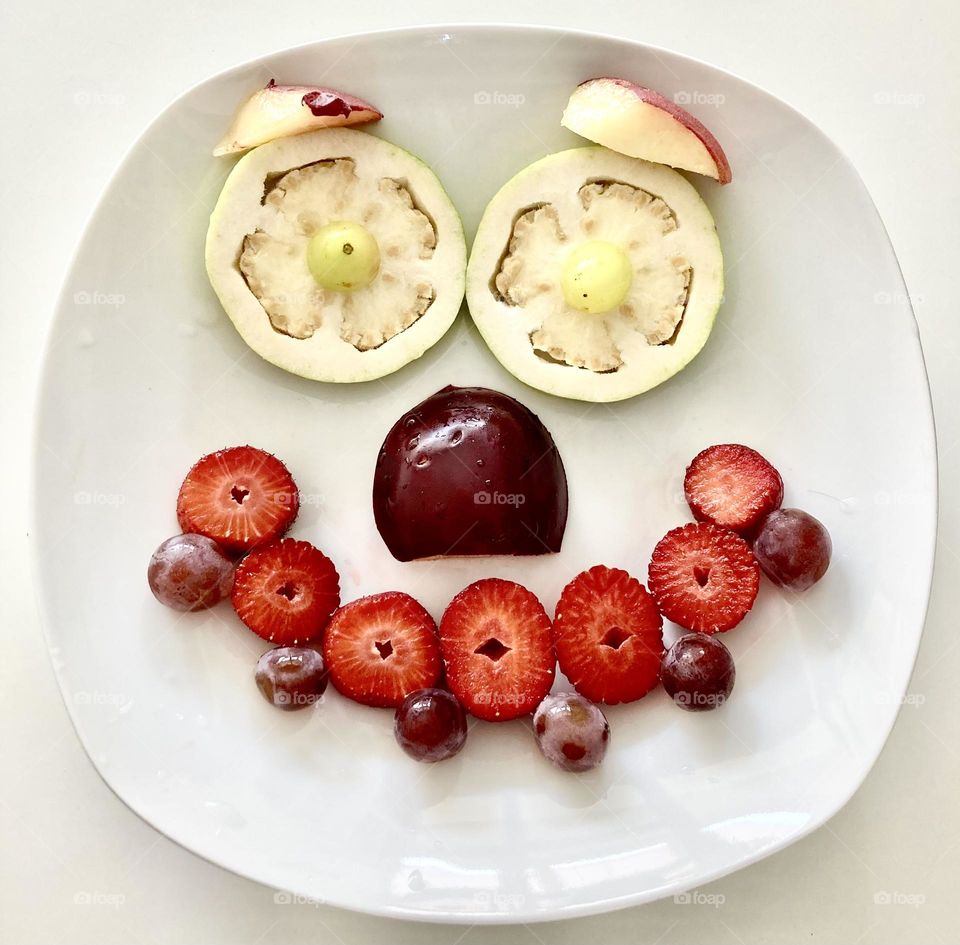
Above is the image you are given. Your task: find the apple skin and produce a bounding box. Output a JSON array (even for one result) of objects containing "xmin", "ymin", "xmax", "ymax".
[
  {"xmin": 563, "ymin": 77, "xmax": 732, "ymax": 185},
  {"xmin": 373, "ymin": 386, "xmax": 568, "ymax": 561},
  {"xmin": 213, "ymin": 81, "xmax": 382, "ymax": 156}
]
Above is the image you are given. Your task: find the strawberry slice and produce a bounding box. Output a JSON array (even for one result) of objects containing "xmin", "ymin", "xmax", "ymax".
[
  {"xmin": 648, "ymin": 523, "xmax": 760, "ymax": 633},
  {"xmin": 323, "ymin": 592, "xmax": 442, "ymax": 708},
  {"xmin": 684, "ymin": 444, "xmax": 783, "ymax": 535},
  {"xmin": 553, "ymin": 566, "xmax": 664, "ymax": 704},
  {"xmin": 231, "ymin": 539, "xmax": 340, "ymax": 644},
  {"xmin": 177, "ymin": 446, "xmax": 299, "ymax": 554},
  {"xmin": 439, "ymin": 579, "xmax": 555, "ymax": 722}
]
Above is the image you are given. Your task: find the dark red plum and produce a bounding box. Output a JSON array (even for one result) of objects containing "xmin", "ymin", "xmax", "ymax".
[{"xmin": 373, "ymin": 386, "xmax": 568, "ymax": 561}]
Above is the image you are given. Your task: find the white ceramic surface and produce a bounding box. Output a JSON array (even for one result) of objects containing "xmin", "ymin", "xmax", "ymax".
[{"xmin": 32, "ymin": 25, "xmax": 936, "ymax": 923}]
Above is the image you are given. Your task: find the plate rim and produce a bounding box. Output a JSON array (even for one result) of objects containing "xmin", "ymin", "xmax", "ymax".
[{"xmin": 30, "ymin": 21, "xmax": 939, "ymax": 924}]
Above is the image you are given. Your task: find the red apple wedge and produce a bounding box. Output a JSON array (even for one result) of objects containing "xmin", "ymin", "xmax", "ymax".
[
  {"xmin": 213, "ymin": 80, "xmax": 382, "ymax": 156},
  {"xmin": 561, "ymin": 78, "xmax": 732, "ymax": 184}
]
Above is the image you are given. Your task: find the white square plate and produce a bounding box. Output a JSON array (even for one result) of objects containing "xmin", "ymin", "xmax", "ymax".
[{"xmin": 33, "ymin": 24, "xmax": 936, "ymax": 923}]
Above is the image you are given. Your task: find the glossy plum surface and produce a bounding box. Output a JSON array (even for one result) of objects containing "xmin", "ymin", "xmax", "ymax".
[
  {"xmin": 373, "ymin": 386, "xmax": 568, "ymax": 561},
  {"xmin": 394, "ymin": 688, "xmax": 468, "ymax": 762}
]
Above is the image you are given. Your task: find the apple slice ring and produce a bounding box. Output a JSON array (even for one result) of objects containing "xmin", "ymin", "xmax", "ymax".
[
  {"xmin": 206, "ymin": 128, "xmax": 467, "ymax": 383},
  {"xmin": 466, "ymin": 147, "xmax": 724, "ymax": 403}
]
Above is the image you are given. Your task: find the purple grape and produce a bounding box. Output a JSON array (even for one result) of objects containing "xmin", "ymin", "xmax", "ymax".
[
  {"xmin": 753, "ymin": 508, "xmax": 831, "ymax": 591},
  {"xmin": 148, "ymin": 534, "xmax": 234, "ymax": 611},
  {"xmin": 533, "ymin": 692, "xmax": 609, "ymax": 772},
  {"xmin": 394, "ymin": 689, "xmax": 467, "ymax": 762},
  {"xmin": 661, "ymin": 634, "xmax": 735, "ymax": 711},
  {"xmin": 255, "ymin": 647, "xmax": 328, "ymax": 711}
]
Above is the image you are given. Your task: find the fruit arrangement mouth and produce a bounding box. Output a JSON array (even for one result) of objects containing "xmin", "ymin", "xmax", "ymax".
[{"xmin": 150, "ymin": 409, "xmax": 831, "ymax": 770}]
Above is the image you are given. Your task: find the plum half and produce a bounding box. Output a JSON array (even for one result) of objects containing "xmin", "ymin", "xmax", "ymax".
[{"xmin": 373, "ymin": 386, "xmax": 568, "ymax": 561}]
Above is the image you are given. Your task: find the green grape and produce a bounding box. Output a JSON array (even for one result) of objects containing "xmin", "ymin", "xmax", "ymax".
[
  {"xmin": 560, "ymin": 240, "xmax": 633, "ymax": 314},
  {"xmin": 307, "ymin": 221, "xmax": 380, "ymax": 292}
]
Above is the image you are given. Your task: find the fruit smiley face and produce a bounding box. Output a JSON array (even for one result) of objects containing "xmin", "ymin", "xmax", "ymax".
[{"xmin": 144, "ymin": 77, "xmax": 833, "ymax": 778}]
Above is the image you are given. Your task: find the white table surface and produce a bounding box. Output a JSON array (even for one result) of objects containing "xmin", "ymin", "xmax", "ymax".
[{"xmin": 2, "ymin": 1, "xmax": 956, "ymax": 942}]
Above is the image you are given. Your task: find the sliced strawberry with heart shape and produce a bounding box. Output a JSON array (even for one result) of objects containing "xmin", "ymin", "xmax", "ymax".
[
  {"xmin": 177, "ymin": 445, "xmax": 299, "ymax": 554},
  {"xmin": 648, "ymin": 523, "xmax": 760, "ymax": 633}
]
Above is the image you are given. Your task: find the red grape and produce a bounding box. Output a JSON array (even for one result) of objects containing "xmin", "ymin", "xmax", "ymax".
[
  {"xmin": 533, "ymin": 692, "xmax": 610, "ymax": 772},
  {"xmin": 394, "ymin": 689, "xmax": 467, "ymax": 762},
  {"xmin": 255, "ymin": 646, "xmax": 328, "ymax": 711},
  {"xmin": 661, "ymin": 633, "xmax": 736, "ymax": 711},
  {"xmin": 753, "ymin": 508, "xmax": 831, "ymax": 591},
  {"xmin": 148, "ymin": 534, "xmax": 234, "ymax": 611}
]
